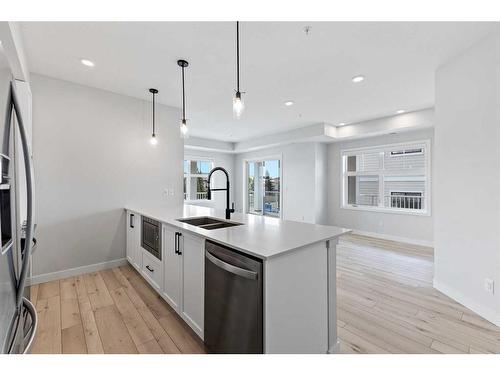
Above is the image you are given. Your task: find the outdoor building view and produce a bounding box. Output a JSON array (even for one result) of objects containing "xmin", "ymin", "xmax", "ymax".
[
  {"xmin": 247, "ymin": 159, "xmax": 280, "ymax": 217},
  {"xmin": 184, "ymin": 159, "xmax": 213, "ymax": 200}
]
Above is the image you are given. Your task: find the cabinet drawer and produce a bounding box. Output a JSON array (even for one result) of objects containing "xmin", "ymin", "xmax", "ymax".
[{"xmin": 142, "ymin": 250, "xmax": 163, "ymax": 291}]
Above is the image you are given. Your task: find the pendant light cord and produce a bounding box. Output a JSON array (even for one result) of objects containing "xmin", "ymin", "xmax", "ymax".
[
  {"xmin": 236, "ymin": 21, "xmax": 240, "ymax": 92},
  {"xmin": 182, "ymin": 65, "xmax": 186, "ymax": 120},
  {"xmin": 152, "ymin": 91, "xmax": 156, "ymax": 136}
]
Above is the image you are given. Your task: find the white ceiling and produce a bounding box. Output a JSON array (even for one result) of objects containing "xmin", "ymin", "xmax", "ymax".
[{"xmin": 20, "ymin": 22, "xmax": 497, "ymax": 142}]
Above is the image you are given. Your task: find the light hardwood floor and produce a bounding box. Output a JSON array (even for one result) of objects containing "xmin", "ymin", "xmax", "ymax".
[
  {"xmin": 30, "ymin": 265, "xmax": 206, "ymax": 354},
  {"xmin": 30, "ymin": 234, "xmax": 500, "ymax": 354},
  {"xmin": 337, "ymin": 234, "xmax": 500, "ymax": 354}
]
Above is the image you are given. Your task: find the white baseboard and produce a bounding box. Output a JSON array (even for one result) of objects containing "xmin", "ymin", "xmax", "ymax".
[
  {"xmin": 433, "ymin": 278, "xmax": 500, "ymax": 327},
  {"xmin": 30, "ymin": 258, "xmax": 128, "ymax": 285},
  {"xmin": 350, "ymin": 229, "xmax": 434, "ymax": 248}
]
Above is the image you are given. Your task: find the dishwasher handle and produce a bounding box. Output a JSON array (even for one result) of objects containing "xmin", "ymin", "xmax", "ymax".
[{"xmin": 205, "ymin": 250, "xmax": 258, "ymax": 280}]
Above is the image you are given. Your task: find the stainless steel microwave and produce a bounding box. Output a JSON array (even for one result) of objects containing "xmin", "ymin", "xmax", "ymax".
[{"xmin": 141, "ymin": 216, "xmax": 161, "ymax": 260}]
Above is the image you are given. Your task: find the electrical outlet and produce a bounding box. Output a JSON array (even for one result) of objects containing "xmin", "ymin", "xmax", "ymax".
[
  {"xmin": 163, "ymin": 188, "xmax": 174, "ymax": 196},
  {"xmin": 484, "ymin": 278, "xmax": 494, "ymax": 294}
]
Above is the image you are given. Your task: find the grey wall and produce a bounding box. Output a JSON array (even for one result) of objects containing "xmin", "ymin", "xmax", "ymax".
[
  {"xmin": 31, "ymin": 74, "xmax": 183, "ymax": 276},
  {"xmin": 184, "ymin": 148, "xmax": 235, "ymax": 211},
  {"xmin": 327, "ymin": 128, "xmax": 434, "ymax": 244},
  {"xmin": 434, "ymin": 31, "xmax": 500, "ymax": 324}
]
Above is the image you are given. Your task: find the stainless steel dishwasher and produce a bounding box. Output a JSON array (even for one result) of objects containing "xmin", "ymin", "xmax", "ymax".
[{"xmin": 204, "ymin": 240, "xmax": 263, "ymax": 354}]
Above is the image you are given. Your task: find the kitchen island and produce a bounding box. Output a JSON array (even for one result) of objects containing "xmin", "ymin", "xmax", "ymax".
[{"xmin": 125, "ymin": 205, "xmax": 350, "ymax": 354}]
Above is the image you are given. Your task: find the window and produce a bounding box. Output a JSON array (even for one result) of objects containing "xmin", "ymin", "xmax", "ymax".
[
  {"xmin": 245, "ymin": 159, "xmax": 281, "ymax": 218},
  {"xmin": 341, "ymin": 141, "xmax": 430, "ymax": 214},
  {"xmin": 184, "ymin": 159, "xmax": 213, "ymax": 201}
]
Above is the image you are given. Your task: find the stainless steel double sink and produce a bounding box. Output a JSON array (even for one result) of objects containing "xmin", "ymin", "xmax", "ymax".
[{"xmin": 177, "ymin": 216, "xmax": 243, "ymax": 230}]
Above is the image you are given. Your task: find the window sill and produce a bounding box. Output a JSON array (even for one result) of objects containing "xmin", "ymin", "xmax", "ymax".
[
  {"xmin": 184, "ymin": 199, "xmax": 210, "ymax": 204},
  {"xmin": 341, "ymin": 204, "xmax": 431, "ymax": 217}
]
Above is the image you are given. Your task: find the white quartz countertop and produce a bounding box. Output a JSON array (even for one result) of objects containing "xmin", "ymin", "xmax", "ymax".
[{"xmin": 126, "ymin": 205, "xmax": 350, "ymax": 260}]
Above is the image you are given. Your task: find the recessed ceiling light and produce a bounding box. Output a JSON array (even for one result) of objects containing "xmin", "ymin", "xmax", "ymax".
[
  {"xmin": 80, "ymin": 59, "xmax": 95, "ymax": 67},
  {"xmin": 284, "ymin": 101, "xmax": 294, "ymax": 107},
  {"xmin": 338, "ymin": 122, "xmax": 346, "ymax": 126},
  {"xmin": 352, "ymin": 75, "xmax": 365, "ymax": 83},
  {"xmin": 396, "ymin": 109, "xmax": 405, "ymax": 114}
]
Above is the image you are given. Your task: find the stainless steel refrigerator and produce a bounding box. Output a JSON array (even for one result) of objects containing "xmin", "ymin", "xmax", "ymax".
[{"xmin": 0, "ymin": 62, "xmax": 37, "ymax": 353}]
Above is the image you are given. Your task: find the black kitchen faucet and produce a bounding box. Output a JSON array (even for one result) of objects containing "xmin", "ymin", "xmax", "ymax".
[{"xmin": 206, "ymin": 167, "xmax": 235, "ymax": 220}]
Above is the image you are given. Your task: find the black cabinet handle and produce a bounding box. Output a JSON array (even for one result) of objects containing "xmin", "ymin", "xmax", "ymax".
[
  {"xmin": 174, "ymin": 232, "xmax": 179, "ymax": 254},
  {"xmin": 146, "ymin": 265, "xmax": 154, "ymax": 273},
  {"xmin": 175, "ymin": 232, "xmax": 182, "ymax": 255},
  {"xmin": 130, "ymin": 214, "xmax": 134, "ymax": 228},
  {"xmin": 174, "ymin": 232, "xmax": 178, "ymax": 254},
  {"xmin": 178, "ymin": 232, "xmax": 182, "ymax": 256}
]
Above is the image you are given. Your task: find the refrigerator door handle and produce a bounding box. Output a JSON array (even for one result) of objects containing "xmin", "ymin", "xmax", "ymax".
[
  {"xmin": 21, "ymin": 297, "xmax": 37, "ymax": 354},
  {"xmin": 9, "ymin": 82, "xmax": 36, "ymax": 309}
]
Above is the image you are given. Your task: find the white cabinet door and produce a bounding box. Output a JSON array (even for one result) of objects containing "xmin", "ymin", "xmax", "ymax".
[
  {"xmin": 180, "ymin": 232, "xmax": 205, "ymax": 338},
  {"xmin": 126, "ymin": 211, "xmax": 137, "ymax": 267},
  {"xmin": 134, "ymin": 215, "xmax": 142, "ymax": 269},
  {"xmin": 162, "ymin": 224, "xmax": 182, "ymax": 311},
  {"xmin": 126, "ymin": 211, "xmax": 141, "ymax": 270}
]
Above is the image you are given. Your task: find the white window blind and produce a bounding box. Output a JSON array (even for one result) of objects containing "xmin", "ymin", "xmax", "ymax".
[{"xmin": 341, "ymin": 141, "xmax": 430, "ymax": 214}]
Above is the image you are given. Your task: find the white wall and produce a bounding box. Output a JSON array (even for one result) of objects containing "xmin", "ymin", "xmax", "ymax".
[
  {"xmin": 434, "ymin": 31, "xmax": 500, "ymax": 324},
  {"xmin": 31, "ymin": 74, "xmax": 183, "ymax": 277},
  {"xmin": 315, "ymin": 143, "xmax": 329, "ymax": 225},
  {"xmin": 234, "ymin": 142, "xmax": 327, "ymax": 224},
  {"xmin": 184, "ymin": 149, "xmax": 235, "ymax": 211},
  {"xmin": 327, "ymin": 128, "xmax": 434, "ymax": 245}
]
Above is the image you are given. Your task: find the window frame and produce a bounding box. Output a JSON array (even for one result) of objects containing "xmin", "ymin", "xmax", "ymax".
[
  {"xmin": 242, "ymin": 154, "xmax": 283, "ymax": 219},
  {"xmin": 340, "ymin": 140, "xmax": 431, "ymax": 216},
  {"xmin": 183, "ymin": 156, "xmax": 214, "ymax": 202}
]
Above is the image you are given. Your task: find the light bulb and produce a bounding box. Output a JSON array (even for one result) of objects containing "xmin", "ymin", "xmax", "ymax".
[
  {"xmin": 233, "ymin": 92, "xmax": 244, "ymax": 119},
  {"xmin": 150, "ymin": 135, "xmax": 158, "ymax": 146},
  {"xmin": 180, "ymin": 120, "xmax": 189, "ymax": 138},
  {"xmin": 80, "ymin": 59, "xmax": 95, "ymax": 67},
  {"xmin": 352, "ymin": 75, "xmax": 365, "ymax": 83}
]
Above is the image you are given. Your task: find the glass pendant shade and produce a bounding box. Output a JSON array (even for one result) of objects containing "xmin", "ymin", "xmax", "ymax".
[
  {"xmin": 233, "ymin": 91, "xmax": 244, "ymax": 119},
  {"xmin": 149, "ymin": 134, "xmax": 158, "ymax": 145},
  {"xmin": 180, "ymin": 119, "xmax": 189, "ymax": 138}
]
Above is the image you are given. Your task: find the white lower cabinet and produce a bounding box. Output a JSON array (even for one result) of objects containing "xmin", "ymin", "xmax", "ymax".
[
  {"xmin": 179, "ymin": 232, "xmax": 204, "ymax": 337},
  {"xmin": 162, "ymin": 224, "xmax": 205, "ymax": 339},
  {"xmin": 162, "ymin": 224, "xmax": 182, "ymax": 311},
  {"xmin": 126, "ymin": 211, "xmax": 141, "ymax": 270},
  {"xmin": 127, "ymin": 218, "xmax": 205, "ymax": 340}
]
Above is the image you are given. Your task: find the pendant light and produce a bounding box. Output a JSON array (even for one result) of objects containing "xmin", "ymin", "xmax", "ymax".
[
  {"xmin": 149, "ymin": 88, "xmax": 159, "ymax": 145},
  {"xmin": 233, "ymin": 21, "xmax": 245, "ymax": 119},
  {"xmin": 177, "ymin": 59, "xmax": 189, "ymax": 138}
]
